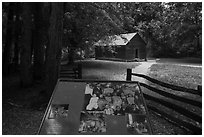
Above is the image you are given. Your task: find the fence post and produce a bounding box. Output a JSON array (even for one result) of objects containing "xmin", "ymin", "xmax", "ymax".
[
  {"xmin": 78, "ymin": 64, "xmax": 82, "ymax": 79},
  {"xmin": 126, "ymin": 68, "xmax": 132, "ymax": 81},
  {"xmin": 197, "ymin": 85, "xmax": 202, "ymax": 96}
]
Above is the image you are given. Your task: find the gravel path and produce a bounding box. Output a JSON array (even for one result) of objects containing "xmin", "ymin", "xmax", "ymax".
[{"xmin": 132, "ymin": 60, "xmax": 156, "ymax": 82}]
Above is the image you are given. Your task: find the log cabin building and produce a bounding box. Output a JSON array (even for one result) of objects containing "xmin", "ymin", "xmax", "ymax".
[{"xmin": 95, "ymin": 32, "xmax": 147, "ymax": 61}]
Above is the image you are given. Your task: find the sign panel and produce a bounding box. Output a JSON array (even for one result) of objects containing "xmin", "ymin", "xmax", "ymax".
[{"xmin": 38, "ymin": 80, "xmax": 152, "ymax": 135}]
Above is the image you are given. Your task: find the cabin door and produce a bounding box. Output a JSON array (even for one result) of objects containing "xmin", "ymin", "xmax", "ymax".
[{"xmin": 135, "ymin": 49, "xmax": 138, "ymax": 58}]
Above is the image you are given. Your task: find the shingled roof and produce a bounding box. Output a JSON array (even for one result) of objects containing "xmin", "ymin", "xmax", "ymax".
[{"xmin": 94, "ymin": 32, "xmax": 137, "ymax": 46}]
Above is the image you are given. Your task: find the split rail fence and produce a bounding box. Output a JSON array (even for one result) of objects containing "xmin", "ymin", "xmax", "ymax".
[{"xmin": 126, "ymin": 68, "xmax": 202, "ymax": 134}]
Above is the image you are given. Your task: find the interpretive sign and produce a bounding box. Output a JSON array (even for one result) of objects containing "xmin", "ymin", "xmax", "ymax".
[{"xmin": 38, "ymin": 80, "xmax": 152, "ymax": 135}]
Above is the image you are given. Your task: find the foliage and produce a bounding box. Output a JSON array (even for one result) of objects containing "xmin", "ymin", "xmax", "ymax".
[
  {"xmin": 63, "ymin": 3, "xmax": 124, "ymax": 58},
  {"xmin": 117, "ymin": 2, "xmax": 202, "ymax": 57}
]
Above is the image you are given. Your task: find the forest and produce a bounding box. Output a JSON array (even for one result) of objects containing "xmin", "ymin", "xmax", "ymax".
[{"xmin": 2, "ymin": 2, "xmax": 202, "ymax": 99}]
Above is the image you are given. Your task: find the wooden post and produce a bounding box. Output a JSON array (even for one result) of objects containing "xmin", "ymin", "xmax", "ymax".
[
  {"xmin": 126, "ymin": 68, "xmax": 132, "ymax": 81},
  {"xmin": 197, "ymin": 85, "xmax": 202, "ymax": 96},
  {"xmin": 78, "ymin": 64, "xmax": 82, "ymax": 79}
]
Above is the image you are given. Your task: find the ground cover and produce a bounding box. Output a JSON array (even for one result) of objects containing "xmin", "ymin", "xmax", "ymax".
[
  {"xmin": 2, "ymin": 104, "xmax": 44, "ymax": 134},
  {"xmin": 149, "ymin": 63, "xmax": 202, "ymax": 89},
  {"xmin": 2, "ymin": 75, "xmax": 45, "ymax": 135}
]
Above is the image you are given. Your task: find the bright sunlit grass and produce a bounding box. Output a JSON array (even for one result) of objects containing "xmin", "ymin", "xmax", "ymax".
[{"xmin": 149, "ymin": 63, "xmax": 202, "ymax": 89}]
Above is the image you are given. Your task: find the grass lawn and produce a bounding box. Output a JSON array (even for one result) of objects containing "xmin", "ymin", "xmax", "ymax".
[{"xmin": 149, "ymin": 63, "xmax": 202, "ymax": 89}]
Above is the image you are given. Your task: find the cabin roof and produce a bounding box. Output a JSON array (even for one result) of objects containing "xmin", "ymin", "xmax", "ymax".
[{"xmin": 94, "ymin": 32, "xmax": 138, "ymax": 46}]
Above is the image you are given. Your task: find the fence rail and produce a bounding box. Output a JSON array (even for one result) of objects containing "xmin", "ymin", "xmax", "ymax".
[
  {"xmin": 147, "ymin": 104, "xmax": 202, "ymax": 135},
  {"xmin": 126, "ymin": 68, "xmax": 202, "ymax": 134},
  {"xmin": 143, "ymin": 93, "xmax": 201, "ymax": 122},
  {"xmin": 127, "ymin": 69, "xmax": 201, "ymax": 96},
  {"xmin": 140, "ymin": 83, "xmax": 202, "ymax": 107}
]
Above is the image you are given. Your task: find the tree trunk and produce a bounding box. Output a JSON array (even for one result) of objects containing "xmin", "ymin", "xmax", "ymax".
[
  {"xmin": 33, "ymin": 3, "xmax": 45, "ymax": 81},
  {"xmin": 68, "ymin": 48, "xmax": 74, "ymax": 64},
  {"xmin": 13, "ymin": 3, "xmax": 21, "ymax": 72},
  {"xmin": 40, "ymin": 3, "xmax": 51, "ymax": 80},
  {"xmin": 20, "ymin": 3, "xmax": 33, "ymax": 87},
  {"xmin": 45, "ymin": 3, "xmax": 64, "ymax": 95},
  {"xmin": 196, "ymin": 34, "xmax": 201, "ymax": 51},
  {"xmin": 146, "ymin": 38, "xmax": 152, "ymax": 58},
  {"xmin": 3, "ymin": 3, "xmax": 14, "ymax": 75}
]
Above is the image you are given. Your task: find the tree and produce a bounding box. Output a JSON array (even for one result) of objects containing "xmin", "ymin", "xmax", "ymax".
[
  {"xmin": 63, "ymin": 2, "xmax": 123, "ymax": 62},
  {"xmin": 45, "ymin": 3, "xmax": 64, "ymax": 95},
  {"xmin": 20, "ymin": 3, "xmax": 33, "ymax": 87},
  {"xmin": 116, "ymin": 2, "xmax": 202, "ymax": 57},
  {"xmin": 33, "ymin": 3, "xmax": 46, "ymax": 81},
  {"xmin": 168, "ymin": 2, "xmax": 202, "ymax": 56},
  {"xmin": 13, "ymin": 3, "xmax": 22, "ymax": 71},
  {"xmin": 2, "ymin": 3, "xmax": 14, "ymax": 75}
]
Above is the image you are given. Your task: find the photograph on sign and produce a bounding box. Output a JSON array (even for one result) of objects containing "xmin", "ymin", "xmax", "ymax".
[
  {"xmin": 78, "ymin": 111, "xmax": 106, "ymax": 133},
  {"xmin": 48, "ymin": 104, "xmax": 69, "ymax": 119},
  {"xmin": 126, "ymin": 113, "xmax": 149, "ymax": 135},
  {"xmin": 83, "ymin": 82, "xmax": 146, "ymax": 115}
]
